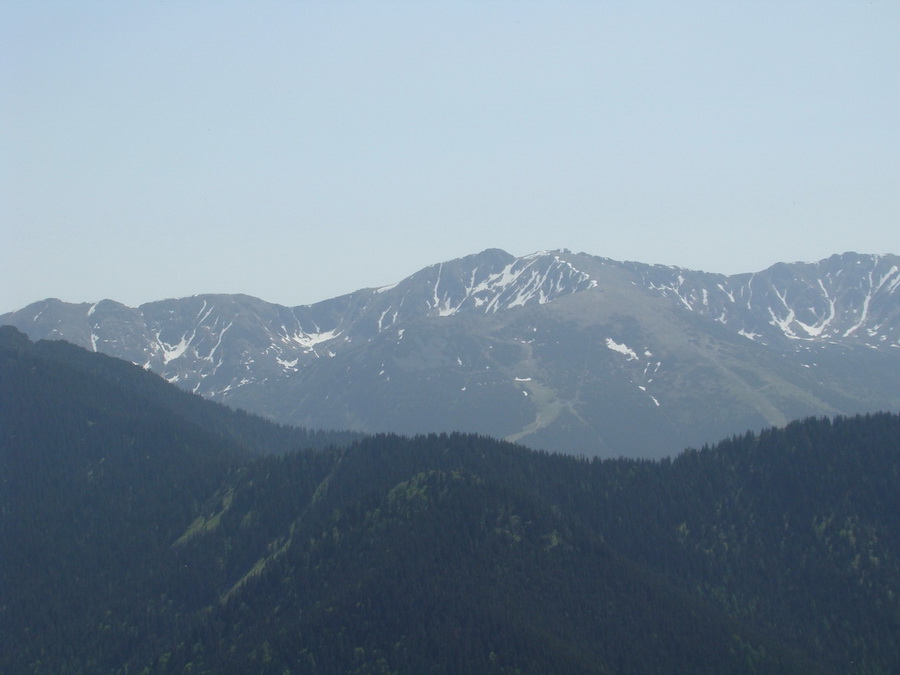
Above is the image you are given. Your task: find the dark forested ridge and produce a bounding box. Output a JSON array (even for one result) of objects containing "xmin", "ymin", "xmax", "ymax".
[
  {"xmin": 2, "ymin": 326, "xmax": 900, "ymax": 673},
  {"xmin": 0, "ymin": 326, "xmax": 357, "ymax": 672},
  {"xmin": 0, "ymin": 325, "xmax": 362, "ymax": 455}
]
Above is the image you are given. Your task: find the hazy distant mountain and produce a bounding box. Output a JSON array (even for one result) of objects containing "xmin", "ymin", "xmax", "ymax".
[{"xmin": 3, "ymin": 249, "xmax": 899, "ymax": 457}]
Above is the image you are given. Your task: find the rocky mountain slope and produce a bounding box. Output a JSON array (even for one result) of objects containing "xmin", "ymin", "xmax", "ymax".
[{"xmin": 3, "ymin": 249, "xmax": 899, "ymax": 457}]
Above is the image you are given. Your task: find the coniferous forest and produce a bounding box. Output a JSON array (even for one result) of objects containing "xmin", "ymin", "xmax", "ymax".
[{"xmin": 2, "ymin": 324, "xmax": 900, "ymax": 673}]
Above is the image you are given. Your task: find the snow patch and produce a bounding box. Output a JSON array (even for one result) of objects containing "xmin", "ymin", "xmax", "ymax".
[
  {"xmin": 158, "ymin": 332, "xmax": 193, "ymax": 364},
  {"xmin": 277, "ymin": 357, "xmax": 299, "ymax": 371},
  {"xmin": 605, "ymin": 338, "xmax": 639, "ymax": 361},
  {"xmin": 291, "ymin": 329, "xmax": 341, "ymax": 349}
]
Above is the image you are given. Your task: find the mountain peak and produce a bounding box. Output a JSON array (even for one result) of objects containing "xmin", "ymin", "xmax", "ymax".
[{"xmin": 394, "ymin": 248, "xmax": 597, "ymax": 318}]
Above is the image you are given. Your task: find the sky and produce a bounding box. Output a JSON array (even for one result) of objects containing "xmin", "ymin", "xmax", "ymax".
[{"xmin": 2, "ymin": 2, "xmax": 899, "ymax": 314}]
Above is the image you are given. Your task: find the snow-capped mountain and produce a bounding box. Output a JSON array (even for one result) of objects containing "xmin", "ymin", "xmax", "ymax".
[
  {"xmin": 625, "ymin": 252, "xmax": 900, "ymax": 348},
  {"xmin": 3, "ymin": 249, "xmax": 899, "ymax": 457}
]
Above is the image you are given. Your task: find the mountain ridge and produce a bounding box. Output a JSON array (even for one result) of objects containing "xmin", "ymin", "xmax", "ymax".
[{"xmin": 3, "ymin": 249, "xmax": 898, "ymax": 457}]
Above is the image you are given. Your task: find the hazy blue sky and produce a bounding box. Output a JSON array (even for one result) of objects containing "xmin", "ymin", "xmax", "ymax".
[{"xmin": 2, "ymin": 2, "xmax": 898, "ymax": 313}]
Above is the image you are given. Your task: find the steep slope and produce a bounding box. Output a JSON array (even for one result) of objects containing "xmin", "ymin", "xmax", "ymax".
[{"xmin": 3, "ymin": 250, "xmax": 899, "ymax": 457}]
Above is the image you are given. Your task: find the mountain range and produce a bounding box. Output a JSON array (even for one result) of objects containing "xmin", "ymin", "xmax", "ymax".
[{"xmin": 3, "ymin": 249, "xmax": 899, "ymax": 457}]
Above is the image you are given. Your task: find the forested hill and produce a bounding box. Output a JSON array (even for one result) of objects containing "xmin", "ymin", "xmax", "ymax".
[
  {"xmin": 154, "ymin": 416, "xmax": 900, "ymax": 675},
  {"xmin": 0, "ymin": 326, "xmax": 358, "ymax": 673},
  {"xmin": 2, "ymin": 326, "xmax": 900, "ymax": 672},
  {"xmin": 0, "ymin": 325, "xmax": 362, "ymax": 455}
]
